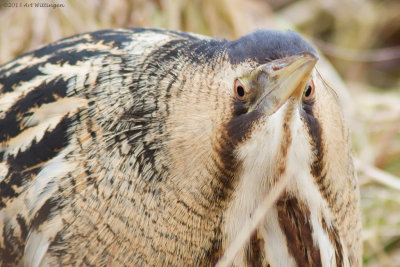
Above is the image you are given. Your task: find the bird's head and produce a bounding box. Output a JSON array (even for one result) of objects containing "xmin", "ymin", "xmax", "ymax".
[
  {"xmin": 150, "ymin": 29, "xmax": 358, "ymax": 264},
  {"xmin": 163, "ymin": 30, "xmax": 346, "ymax": 200},
  {"xmin": 231, "ymin": 51, "xmax": 317, "ymax": 116}
]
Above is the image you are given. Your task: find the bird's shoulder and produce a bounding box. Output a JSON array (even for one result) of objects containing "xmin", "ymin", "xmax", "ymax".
[{"xmin": 0, "ymin": 28, "xmax": 212, "ymax": 264}]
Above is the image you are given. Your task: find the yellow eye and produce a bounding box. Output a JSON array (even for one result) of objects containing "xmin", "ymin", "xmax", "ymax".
[
  {"xmin": 234, "ymin": 79, "xmax": 246, "ymax": 100},
  {"xmin": 303, "ymin": 80, "xmax": 315, "ymax": 101}
]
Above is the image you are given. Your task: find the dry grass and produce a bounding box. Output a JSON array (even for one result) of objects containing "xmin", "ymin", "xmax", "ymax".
[{"xmin": 0, "ymin": 0, "xmax": 399, "ymax": 265}]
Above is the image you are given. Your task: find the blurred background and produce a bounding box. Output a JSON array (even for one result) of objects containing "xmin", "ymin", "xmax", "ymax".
[{"xmin": 0, "ymin": 0, "xmax": 399, "ymax": 265}]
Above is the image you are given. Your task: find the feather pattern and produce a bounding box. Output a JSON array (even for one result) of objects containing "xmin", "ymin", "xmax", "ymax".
[{"xmin": 0, "ymin": 28, "xmax": 361, "ymax": 266}]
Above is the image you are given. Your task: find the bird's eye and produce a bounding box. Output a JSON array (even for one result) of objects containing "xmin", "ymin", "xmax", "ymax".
[
  {"xmin": 303, "ymin": 80, "xmax": 315, "ymax": 101},
  {"xmin": 234, "ymin": 79, "xmax": 246, "ymax": 100}
]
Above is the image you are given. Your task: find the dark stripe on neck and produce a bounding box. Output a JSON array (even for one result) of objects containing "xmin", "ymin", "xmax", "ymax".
[
  {"xmin": 276, "ymin": 102, "xmax": 295, "ymax": 178},
  {"xmin": 212, "ymin": 129, "xmax": 238, "ymax": 203},
  {"xmin": 300, "ymin": 100, "xmax": 325, "ymax": 182},
  {"xmin": 201, "ymin": 217, "xmax": 224, "ymax": 266},
  {"xmin": 301, "ymin": 92, "xmax": 346, "ymax": 266},
  {"xmin": 277, "ymin": 195, "xmax": 322, "ymax": 267},
  {"xmin": 246, "ymin": 230, "xmax": 265, "ymax": 267},
  {"xmin": 322, "ymin": 218, "xmax": 344, "ymax": 266}
]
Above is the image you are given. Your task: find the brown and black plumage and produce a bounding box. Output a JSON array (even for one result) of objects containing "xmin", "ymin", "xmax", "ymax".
[{"xmin": 0, "ymin": 28, "xmax": 361, "ymax": 266}]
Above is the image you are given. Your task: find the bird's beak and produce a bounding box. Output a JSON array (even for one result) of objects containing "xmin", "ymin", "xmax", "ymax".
[{"xmin": 254, "ymin": 52, "xmax": 318, "ymax": 115}]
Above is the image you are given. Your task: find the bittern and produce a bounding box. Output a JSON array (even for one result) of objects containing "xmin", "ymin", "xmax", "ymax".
[{"xmin": 0, "ymin": 28, "xmax": 361, "ymax": 266}]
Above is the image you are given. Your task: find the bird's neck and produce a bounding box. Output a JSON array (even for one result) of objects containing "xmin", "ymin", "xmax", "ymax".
[{"xmin": 221, "ymin": 103, "xmax": 350, "ymax": 266}]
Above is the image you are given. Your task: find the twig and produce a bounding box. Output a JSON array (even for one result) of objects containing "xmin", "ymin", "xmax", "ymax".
[
  {"xmin": 355, "ymin": 158, "xmax": 400, "ymax": 191},
  {"xmin": 215, "ymin": 176, "xmax": 288, "ymax": 267}
]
